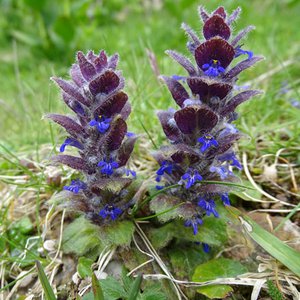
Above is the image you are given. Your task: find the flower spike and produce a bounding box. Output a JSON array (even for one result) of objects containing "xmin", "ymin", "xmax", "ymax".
[
  {"xmin": 152, "ymin": 6, "xmax": 263, "ymax": 236},
  {"xmin": 47, "ymin": 50, "xmax": 137, "ymax": 225}
]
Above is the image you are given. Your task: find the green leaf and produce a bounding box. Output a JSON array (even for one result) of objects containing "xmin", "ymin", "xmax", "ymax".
[
  {"xmin": 169, "ymin": 246, "xmax": 211, "ymax": 278},
  {"xmin": 62, "ymin": 216, "xmax": 104, "ymax": 257},
  {"xmin": 192, "ymin": 258, "xmax": 247, "ymax": 299},
  {"xmin": 63, "ymin": 217, "xmax": 134, "ymax": 258},
  {"xmin": 77, "ymin": 257, "xmax": 94, "ymax": 279},
  {"xmin": 100, "ymin": 276, "xmax": 127, "ymax": 300},
  {"xmin": 240, "ymin": 214, "xmax": 300, "ymax": 277},
  {"xmin": 128, "ymin": 274, "xmax": 142, "ymax": 300},
  {"xmin": 137, "ymin": 284, "xmax": 167, "ymax": 300},
  {"xmin": 121, "ymin": 267, "xmax": 133, "ymax": 292},
  {"xmin": 267, "ymin": 280, "xmax": 283, "ymax": 300},
  {"xmin": 35, "ymin": 261, "xmax": 57, "ymax": 300},
  {"xmin": 149, "ymin": 194, "xmax": 182, "ymax": 222},
  {"xmin": 231, "ymin": 179, "xmax": 262, "ymax": 201},
  {"xmin": 14, "ymin": 216, "xmax": 34, "ymax": 234},
  {"xmin": 100, "ymin": 221, "xmax": 135, "ymax": 247},
  {"xmin": 148, "ymin": 216, "xmax": 227, "ymax": 249},
  {"xmin": 92, "ymin": 272, "xmax": 105, "ymax": 300}
]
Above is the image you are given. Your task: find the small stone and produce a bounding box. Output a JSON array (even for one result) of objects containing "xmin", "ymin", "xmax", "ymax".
[{"xmin": 43, "ymin": 240, "xmax": 56, "ymax": 252}]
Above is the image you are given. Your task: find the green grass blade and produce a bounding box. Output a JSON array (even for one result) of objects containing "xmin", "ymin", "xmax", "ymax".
[
  {"xmin": 92, "ymin": 272, "xmax": 104, "ymax": 300},
  {"xmin": 239, "ymin": 215, "xmax": 300, "ymax": 277},
  {"xmin": 35, "ymin": 260, "xmax": 57, "ymax": 300},
  {"xmin": 274, "ymin": 201, "xmax": 300, "ymax": 232},
  {"xmin": 128, "ymin": 274, "xmax": 143, "ymax": 300}
]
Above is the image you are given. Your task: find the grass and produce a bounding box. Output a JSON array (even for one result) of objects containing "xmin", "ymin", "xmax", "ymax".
[{"xmin": 0, "ymin": 0, "xmax": 299, "ymax": 298}]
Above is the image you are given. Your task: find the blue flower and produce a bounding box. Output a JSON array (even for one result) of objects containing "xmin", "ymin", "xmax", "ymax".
[
  {"xmin": 195, "ymin": 241, "xmax": 210, "ymax": 253},
  {"xmin": 209, "ymin": 165, "xmax": 233, "ymax": 180},
  {"xmin": 98, "ymin": 158, "xmax": 119, "ymax": 176},
  {"xmin": 89, "ymin": 115, "xmax": 112, "ymax": 133},
  {"xmin": 197, "ymin": 134, "xmax": 218, "ymax": 153},
  {"xmin": 221, "ymin": 193, "xmax": 231, "ymax": 206},
  {"xmin": 99, "ymin": 205, "xmax": 122, "ymax": 221},
  {"xmin": 126, "ymin": 131, "xmax": 135, "ymax": 137},
  {"xmin": 198, "ymin": 198, "xmax": 219, "ymax": 217},
  {"xmin": 60, "ymin": 138, "xmax": 84, "ymax": 153},
  {"xmin": 202, "ymin": 59, "xmax": 225, "ymax": 77},
  {"xmin": 219, "ymin": 124, "xmax": 239, "ymax": 137},
  {"xmin": 156, "ymin": 161, "xmax": 175, "ymax": 182},
  {"xmin": 156, "ymin": 185, "xmax": 164, "ymax": 190},
  {"xmin": 124, "ymin": 168, "xmax": 136, "ymax": 178},
  {"xmin": 202, "ymin": 243, "xmax": 210, "ymax": 253},
  {"xmin": 63, "ymin": 179, "xmax": 87, "ymax": 194},
  {"xmin": 180, "ymin": 169, "xmax": 203, "ymax": 189},
  {"xmin": 184, "ymin": 217, "xmax": 203, "ymax": 235},
  {"xmin": 235, "ymin": 45, "xmax": 253, "ymax": 60},
  {"xmin": 218, "ymin": 152, "xmax": 242, "ymax": 170}
]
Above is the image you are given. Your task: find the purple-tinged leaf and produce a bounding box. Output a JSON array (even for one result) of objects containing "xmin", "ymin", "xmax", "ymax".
[
  {"xmin": 70, "ymin": 64, "xmax": 85, "ymax": 87},
  {"xmin": 157, "ymin": 110, "xmax": 181, "ymax": 142},
  {"xmin": 94, "ymin": 50, "xmax": 108, "ymax": 73},
  {"xmin": 165, "ymin": 50, "xmax": 197, "ymax": 76},
  {"xmin": 198, "ymin": 6, "xmax": 209, "ymax": 23},
  {"xmin": 220, "ymin": 90, "xmax": 262, "ymax": 116},
  {"xmin": 231, "ymin": 26, "xmax": 255, "ymax": 47},
  {"xmin": 91, "ymin": 178, "xmax": 132, "ymax": 195},
  {"xmin": 170, "ymin": 144, "xmax": 201, "ymax": 164},
  {"xmin": 120, "ymin": 101, "xmax": 131, "ymax": 121},
  {"xmin": 213, "ymin": 6, "xmax": 227, "ymax": 19},
  {"xmin": 108, "ymin": 54, "xmax": 119, "ymax": 70},
  {"xmin": 45, "ymin": 114, "xmax": 84, "ymax": 137},
  {"xmin": 176, "ymin": 202, "xmax": 199, "ymax": 219},
  {"xmin": 207, "ymin": 133, "xmax": 240, "ymax": 157},
  {"xmin": 224, "ymin": 56, "xmax": 264, "ymax": 79},
  {"xmin": 62, "ymin": 93, "xmax": 86, "ymax": 116},
  {"xmin": 150, "ymin": 194, "xmax": 183, "ymax": 222},
  {"xmin": 87, "ymin": 50, "xmax": 97, "ymax": 61},
  {"xmin": 203, "ymin": 15, "xmax": 231, "ymax": 40},
  {"xmin": 117, "ymin": 135, "xmax": 137, "ymax": 167},
  {"xmin": 94, "ymin": 92, "xmax": 128, "ymax": 118},
  {"xmin": 89, "ymin": 70, "xmax": 120, "ymax": 96},
  {"xmin": 195, "ymin": 38, "xmax": 235, "ymax": 70},
  {"xmin": 52, "ymin": 77, "xmax": 89, "ymax": 106},
  {"xmin": 67, "ymin": 193, "xmax": 90, "ymax": 213},
  {"xmin": 187, "ymin": 77, "xmax": 232, "ymax": 101},
  {"xmin": 227, "ymin": 7, "xmax": 241, "ymax": 25},
  {"xmin": 105, "ymin": 116, "xmax": 127, "ymax": 151},
  {"xmin": 77, "ymin": 51, "xmax": 97, "ymax": 81},
  {"xmin": 181, "ymin": 23, "xmax": 201, "ymax": 46},
  {"xmin": 174, "ymin": 106, "xmax": 218, "ymax": 134},
  {"xmin": 53, "ymin": 155, "xmax": 87, "ymax": 171},
  {"xmin": 161, "ymin": 76, "xmax": 189, "ymax": 107}
]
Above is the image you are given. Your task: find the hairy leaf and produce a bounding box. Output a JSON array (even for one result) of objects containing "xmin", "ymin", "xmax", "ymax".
[
  {"xmin": 165, "ymin": 50, "xmax": 197, "ymax": 76},
  {"xmin": 77, "ymin": 51, "xmax": 97, "ymax": 81},
  {"xmin": 89, "ymin": 71, "xmax": 120, "ymax": 96},
  {"xmin": 160, "ymin": 76, "xmax": 189, "ymax": 107},
  {"xmin": 45, "ymin": 113, "xmax": 84, "ymax": 138},
  {"xmin": 203, "ymin": 15, "xmax": 231, "ymax": 40}
]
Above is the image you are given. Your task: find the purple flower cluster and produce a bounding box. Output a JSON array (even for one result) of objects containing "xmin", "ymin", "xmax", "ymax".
[
  {"xmin": 153, "ymin": 6, "xmax": 263, "ymax": 234},
  {"xmin": 47, "ymin": 51, "xmax": 137, "ymax": 225}
]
